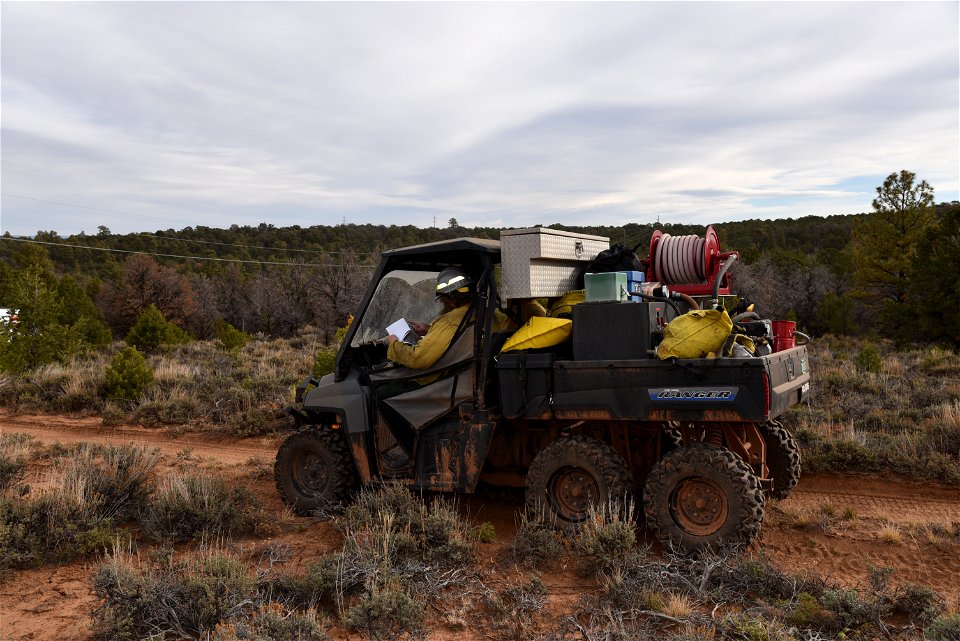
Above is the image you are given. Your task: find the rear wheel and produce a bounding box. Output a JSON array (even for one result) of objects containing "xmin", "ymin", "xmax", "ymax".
[
  {"xmin": 644, "ymin": 443, "xmax": 764, "ymax": 552},
  {"xmin": 525, "ymin": 436, "xmax": 632, "ymax": 532},
  {"xmin": 275, "ymin": 427, "xmax": 358, "ymax": 515},
  {"xmin": 760, "ymin": 420, "xmax": 801, "ymax": 500}
]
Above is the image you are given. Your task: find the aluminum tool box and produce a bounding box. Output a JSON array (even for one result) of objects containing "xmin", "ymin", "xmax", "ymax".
[{"xmin": 500, "ymin": 228, "xmax": 609, "ymax": 299}]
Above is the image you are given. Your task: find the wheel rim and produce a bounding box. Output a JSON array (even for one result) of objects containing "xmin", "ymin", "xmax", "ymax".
[
  {"xmin": 670, "ymin": 477, "xmax": 728, "ymax": 536},
  {"xmin": 547, "ymin": 466, "xmax": 600, "ymax": 522},
  {"xmin": 292, "ymin": 450, "xmax": 329, "ymax": 496}
]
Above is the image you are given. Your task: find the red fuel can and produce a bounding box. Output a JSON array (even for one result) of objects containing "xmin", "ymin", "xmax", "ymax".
[{"xmin": 772, "ymin": 320, "xmax": 796, "ymax": 353}]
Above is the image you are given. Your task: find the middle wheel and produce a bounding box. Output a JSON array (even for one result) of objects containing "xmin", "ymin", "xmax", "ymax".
[
  {"xmin": 525, "ymin": 435, "xmax": 633, "ymax": 531},
  {"xmin": 643, "ymin": 443, "xmax": 764, "ymax": 552}
]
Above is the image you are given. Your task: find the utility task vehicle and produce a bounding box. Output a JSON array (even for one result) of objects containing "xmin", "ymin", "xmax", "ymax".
[{"xmin": 275, "ymin": 228, "xmax": 810, "ymax": 551}]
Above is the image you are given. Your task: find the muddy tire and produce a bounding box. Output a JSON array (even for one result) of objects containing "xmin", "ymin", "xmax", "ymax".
[
  {"xmin": 661, "ymin": 423, "xmax": 683, "ymax": 455},
  {"xmin": 760, "ymin": 420, "xmax": 801, "ymax": 500},
  {"xmin": 525, "ymin": 435, "xmax": 633, "ymax": 532},
  {"xmin": 275, "ymin": 427, "xmax": 358, "ymax": 515},
  {"xmin": 643, "ymin": 443, "xmax": 764, "ymax": 552}
]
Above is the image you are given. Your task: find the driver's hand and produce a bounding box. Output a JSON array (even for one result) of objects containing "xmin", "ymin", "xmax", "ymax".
[
  {"xmin": 409, "ymin": 320, "xmax": 430, "ymax": 336},
  {"xmin": 386, "ymin": 335, "xmax": 398, "ymax": 345}
]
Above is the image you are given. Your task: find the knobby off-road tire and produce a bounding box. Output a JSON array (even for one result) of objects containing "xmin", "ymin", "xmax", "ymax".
[
  {"xmin": 644, "ymin": 443, "xmax": 764, "ymax": 553},
  {"xmin": 760, "ymin": 420, "xmax": 801, "ymax": 500},
  {"xmin": 525, "ymin": 435, "xmax": 633, "ymax": 532},
  {"xmin": 275, "ymin": 427, "xmax": 358, "ymax": 515}
]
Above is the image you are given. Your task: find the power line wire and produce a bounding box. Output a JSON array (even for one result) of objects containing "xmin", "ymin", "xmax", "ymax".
[{"xmin": 0, "ymin": 237, "xmax": 350, "ymax": 267}]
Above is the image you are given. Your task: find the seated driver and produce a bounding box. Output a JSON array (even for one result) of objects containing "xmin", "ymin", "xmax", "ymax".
[
  {"xmin": 385, "ymin": 267, "xmax": 478, "ymax": 370},
  {"xmin": 386, "ymin": 267, "xmax": 544, "ymax": 370}
]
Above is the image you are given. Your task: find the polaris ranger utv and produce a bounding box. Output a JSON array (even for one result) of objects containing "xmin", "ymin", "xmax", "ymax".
[{"xmin": 275, "ymin": 228, "xmax": 810, "ymax": 552}]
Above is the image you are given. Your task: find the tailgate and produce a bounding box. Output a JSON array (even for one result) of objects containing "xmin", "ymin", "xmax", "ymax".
[
  {"xmin": 764, "ymin": 345, "xmax": 811, "ymax": 418},
  {"xmin": 545, "ymin": 345, "xmax": 810, "ymax": 422}
]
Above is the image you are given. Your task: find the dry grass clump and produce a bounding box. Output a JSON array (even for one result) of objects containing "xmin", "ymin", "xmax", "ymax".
[
  {"xmin": 511, "ymin": 508, "xmax": 564, "ymax": 569},
  {"xmin": 0, "ymin": 431, "xmax": 33, "ymax": 490},
  {"xmin": 660, "ymin": 592, "xmax": 696, "ymax": 619},
  {"xmin": 877, "ymin": 524, "xmax": 904, "ymax": 545},
  {"xmin": 0, "ymin": 443, "xmax": 159, "ymax": 569},
  {"xmin": 142, "ymin": 473, "xmax": 265, "ymax": 543},
  {"xmin": 284, "ymin": 486, "xmax": 479, "ymax": 640},
  {"xmin": 787, "ymin": 338, "xmax": 960, "ymax": 484},
  {"xmin": 483, "ymin": 574, "xmax": 548, "ymax": 641},
  {"xmin": 0, "ymin": 327, "xmax": 326, "ymax": 435},
  {"xmin": 93, "ymin": 544, "xmax": 329, "ymax": 641},
  {"xmin": 906, "ymin": 521, "xmax": 960, "ymax": 548},
  {"xmin": 568, "ymin": 550, "xmax": 949, "ymax": 640}
]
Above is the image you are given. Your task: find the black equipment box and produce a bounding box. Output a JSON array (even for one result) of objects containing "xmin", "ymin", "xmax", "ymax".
[
  {"xmin": 495, "ymin": 353, "xmax": 556, "ymax": 418},
  {"xmin": 572, "ymin": 301, "xmax": 676, "ymax": 360}
]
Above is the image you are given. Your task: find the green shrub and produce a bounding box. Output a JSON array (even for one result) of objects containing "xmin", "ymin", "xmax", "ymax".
[
  {"xmin": 926, "ymin": 613, "xmax": 960, "ymax": 641},
  {"xmin": 721, "ymin": 554, "xmax": 825, "ymax": 602},
  {"xmin": 820, "ymin": 587, "xmax": 888, "ymax": 632},
  {"xmin": 212, "ymin": 603, "xmax": 328, "ymax": 641},
  {"xmin": 343, "ymin": 585, "xmax": 425, "ymax": 641},
  {"xmin": 785, "ymin": 592, "xmax": 830, "ymax": 628},
  {"xmin": 471, "ymin": 521, "xmax": 496, "ymax": 543},
  {"xmin": 855, "ymin": 346, "xmax": 883, "ymax": 373},
  {"xmin": 485, "ymin": 575, "xmax": 548, "ymax": 640},
  {"xmin": 313, "ymin": 349, "xmax": 337, "ymax": 377},
  {"xmin": 93, "ymin": 548, "xmax": 255, "ymax": 641},
  {"xmin": 573, "ymin": 500, "xmax": 637, "ymax": 574},
  {"xmin": 215, "ymin": 320, "xmax": 250, "ymax": 352},
  {"xmin": 134, "ymin": 395, "xmax": 202, "ymax": 426},
  {"xmin": 104, "ymin": 346, "xmax": 154, "ymax": 401},
  {"xmin": 125, "ymin": 304, "xmax": 190, "ymax": 353},
  {"xmin": 0, "ymin": 266, "xmax": 94, "ymax": 374},
  {"xmin": 267, "ymin": 555, "xmax": 340, "ymax": 609},
  {"xmin": 892, "ymin": 582, "xmax": 946, "ymax": 625},
  {"xmin": 511, "ymin": 510, "xmax": 564, "ymax": 568}
]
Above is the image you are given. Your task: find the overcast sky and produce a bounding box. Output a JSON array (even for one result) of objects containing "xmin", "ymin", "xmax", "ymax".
[{"xmin": 1, "ymin": 1, "xmax": 957, "ymax": 237}]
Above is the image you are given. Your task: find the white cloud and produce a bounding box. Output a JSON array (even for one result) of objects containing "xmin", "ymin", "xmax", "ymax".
[{"xmin": 1, "ymin": 2, "xmax": 957, "ymax": 236}]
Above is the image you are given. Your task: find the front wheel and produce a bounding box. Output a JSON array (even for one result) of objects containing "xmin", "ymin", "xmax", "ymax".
[
  {"xmin": 274, "ymin": 427, "xmax": 358, "ymax": 515},
  {"xmin": 644, "ymin": 443, "xmax": 764, "ymax": 553},
  {"xmin": 525, "ymin": 436, "xmax": 633, "ymax": 532}
]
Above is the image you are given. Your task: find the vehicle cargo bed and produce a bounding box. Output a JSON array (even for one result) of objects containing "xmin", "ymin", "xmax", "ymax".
[{"xmin": 496, "ymin": 346, "xmax": 809, "ymax": 423}]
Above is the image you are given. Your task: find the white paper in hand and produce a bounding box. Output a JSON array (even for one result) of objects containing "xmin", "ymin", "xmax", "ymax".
[{"xmin": 386, "ymin": 318, "xmax": 420, "ymax": 344}]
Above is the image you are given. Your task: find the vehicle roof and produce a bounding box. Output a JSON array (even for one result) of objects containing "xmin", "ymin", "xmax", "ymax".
[{"xmin": 382, "ymin": 237, "xmax": 501, "ymax": 258}]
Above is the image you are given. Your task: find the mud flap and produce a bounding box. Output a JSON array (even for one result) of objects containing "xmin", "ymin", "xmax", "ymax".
[{"xmin": 415, "ymin": 409, "xmax": 495, "ymax": 492}]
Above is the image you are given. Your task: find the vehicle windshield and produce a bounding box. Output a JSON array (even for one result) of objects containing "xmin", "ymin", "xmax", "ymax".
[{"xmin": 351, "ymin": 269, "xmax": 443, "ymax": 346}]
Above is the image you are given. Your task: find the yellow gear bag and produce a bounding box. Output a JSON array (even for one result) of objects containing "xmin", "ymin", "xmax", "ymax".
[
  {"xmin": 657, "ymin": 309, "xmax": 734, "ymax": 359},
  {"xmin": 548, "ymin": 290, "xmax": 585, "ymax": 318},
  {"xmin": 500, "ymin": 317, "xmax": 573, "ymax": 353}
]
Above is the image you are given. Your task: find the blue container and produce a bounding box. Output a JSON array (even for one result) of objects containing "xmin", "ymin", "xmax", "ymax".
[{"xmin": 624, "ymin": 271, "xmax": 646, "ymax": 298}]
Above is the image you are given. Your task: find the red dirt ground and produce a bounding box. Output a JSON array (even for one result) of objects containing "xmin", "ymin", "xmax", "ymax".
[{"xmin": 2, "ymin": 412, "xmax": 958, "ymax": 640}]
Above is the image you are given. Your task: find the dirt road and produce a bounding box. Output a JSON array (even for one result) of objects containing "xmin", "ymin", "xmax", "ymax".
[{"xmin": 2, "ymin": 412, "xmax": 959, "ymax": 640}]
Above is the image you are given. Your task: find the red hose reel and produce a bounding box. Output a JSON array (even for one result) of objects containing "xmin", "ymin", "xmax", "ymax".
[{"xmin": 644, "ymin": 225, "xmax": 739, "ymax": 297}]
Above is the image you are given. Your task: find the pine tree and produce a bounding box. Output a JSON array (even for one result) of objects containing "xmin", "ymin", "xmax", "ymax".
[
  {"xmin": 852, "ymin": 170, "xmax": 935, "ymax": 339},
  {"xmin": 909, "ymin": 203, "xmax": 960, "ymax": 346}
]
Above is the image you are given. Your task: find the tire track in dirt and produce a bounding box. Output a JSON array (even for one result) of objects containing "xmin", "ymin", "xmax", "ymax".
[
  {"xmin": 785, "ymin": 474, "xmax": 960, "ymax": 523},
  {"xmin": 1, "ymin": 412, "xmax": 283, "ymax": 466},
  {"xmin": 762, "ymin": 474, "xmax": 960, "ymax": 600}
]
